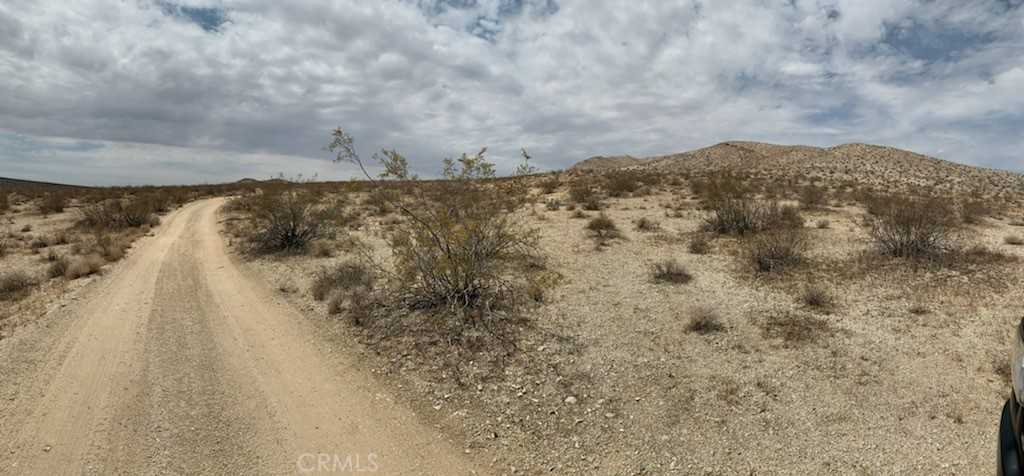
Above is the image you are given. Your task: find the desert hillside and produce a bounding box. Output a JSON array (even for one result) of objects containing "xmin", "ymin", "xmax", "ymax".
[{"xmin": 573, "ymin": 141, "xmax": 1024, "ymax": 203}]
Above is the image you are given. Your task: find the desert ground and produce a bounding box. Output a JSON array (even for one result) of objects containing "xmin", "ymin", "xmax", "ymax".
[{"xmin": 2, "ymin": 142, "xmax": 1024, "ymax": 474}]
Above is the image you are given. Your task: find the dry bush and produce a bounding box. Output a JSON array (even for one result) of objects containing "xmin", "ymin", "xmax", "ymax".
[
  {"xmin": 311, "ymin": 261, "xmax": 375, "ymax": 302},
  {"xmin": 634, "ymin": 217, "xmax": 660, "ymax": 232},
  {"xmin": 868, "ymin": 197, "xmax": 957, "ymax": 260},
  {"xmin": 0, "ymin": 189, "xmax": 8, "ymax": 213},
  {"xmin": 47, "ymin": 254, "xmax": 70, "ymax": 279},
  {"xmin": 0, "ymin": 271, "xmax": 34, "ymax": 301},
  {"xmin": 329, "ymin": 130, "xmax": 542, "ymax": 320},
  {"xmin": 363, "ymin": 188, "xmax": 397, "ymax": 216},
  {"xmin": 652, "ymin": 259, "xmax": 692, "ymax": 284},
  {"xmin": 703, "ymin": 198, "xmax": 803, "ymax": 236},
  {"xmin": 747, "ymin": 230, "xmax": 807, "ymax": 273},
  {"xmin": 760, "ymin": 311, "xmax": 832, "ymax": 346},
  {"xmin": 691, "ymin": 172, "xmax": 747, "ymax": 203},
  {"xmin": 544, "ymin": 199, "xmax": 561, "ymax": 211},
  {"xmin": 604, "ymin": 170, "xmax": 642, "ymax": 198},
  {"xmin": 39, "ymin": 192, "xmax": 67, "ymax": 215},
  {"xmin": 65, "ymin": 254, "xmax": 105, "ymax": 279},
  {"xmin": 686, "ymin": 306, "xmax": 724, "ymax": 335},
  {"xmin": 799, "ymin": 185, "xmax": 827, "ymax": 210},
  {"xmin": 248, "ymin": 191, "xmax": 331, "ymax": 254},
  {"xmin": 688, "ymin": 234, "xmax": 711, "ymax": 254},
  {"xmin": 538, "ymin": 176, "xmax": 560, "ymax": 194},
  {"xmin": 816, "ymin": 219, "xmax": 830, "ymax": 229},
  {"xmin": 960, "ymin": 199, "xmax": 990, "ymax": 225},
  {"xmin": 585, "ymin": 213, "xmax": 621, "ymax": 242},
  {"xmin": 1006, "ymin": 235, "xmax": 1024, "ymax": 246},
  {"xmin": 570, "ymin": 210, "xmax": 588, "ymax": 219},
  {"xmin": 800, "ymin": 284, "xmax": 834, "ymax": 310},
  {"xmin": 79, "ymin": 198, "xmax": 159, "ymax": 230},
  {"xmin": 310, "ymin": 241, "xmax": 335, "ymax": 258}
]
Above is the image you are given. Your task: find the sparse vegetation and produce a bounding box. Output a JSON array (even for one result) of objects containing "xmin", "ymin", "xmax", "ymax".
[
  {"xmin": 868, "ymin": 197, "xmax": 957, "ymax": 260},
  {"xmin": 800, "ymin": 284, "xmax": 834, "ymax": 310},
  {"xmin": 585, "ymin": 213, "xmax": 621, "ymax": 244},
  {"xmin": 65, "ymin": 254, "xmax": 105, "ymax": 279},
  {"xmin": 703, "ymin": 198, "xmax": 802, "ymax": 235},
  {"xmin": 760, "ymin": 311, "xmax": 831, "ymax": 346},
  {"xmin": 634, "ymin": 217, "xmax": 660, "ymax": 232},
  {"xmin": 47, "ymin": 254, "xmax": 71, "ymax": 279},
  {"xmin": 651, "ymin": 259, "xmax": 692, "ymax": 284},
  {"xmin": 686, "ymin": 306, "xmax": 724, "ymax": 335},
  {"xmin": 0, "ymin": 271, "xmax": 34, "ymax": 301},
  {"xmin": 247, "ymin": 191, "xmax": 331, "ymax": 254},
  {"xmin": 747, "ymin": 230, "xmax": 807, "ymax": 273},
  {"xmin": 688, "ymin": 234, "xmax": 711, "ymax": 254}
]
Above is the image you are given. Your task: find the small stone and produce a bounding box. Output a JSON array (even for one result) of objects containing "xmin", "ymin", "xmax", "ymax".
[{"xmin": 564, "ymin": 396, "xmax": 578, "ymax": 404}]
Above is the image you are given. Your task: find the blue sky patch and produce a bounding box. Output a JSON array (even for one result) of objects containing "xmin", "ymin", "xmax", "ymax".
[{"xmin": 159, "ymin": 1, "xmax": 229, "ymax": 32}]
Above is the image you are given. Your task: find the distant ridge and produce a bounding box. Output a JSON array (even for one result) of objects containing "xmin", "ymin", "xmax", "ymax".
[
  {"xmin": 0, "ymin": 176, "xmax": 92, "ymax": 189},
  {"xmin": 568, "ymin": 141, "xmax": 1024, "ymax": 200}
]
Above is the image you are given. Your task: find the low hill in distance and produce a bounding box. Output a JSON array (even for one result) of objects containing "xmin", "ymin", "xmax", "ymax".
[{"xmin": 571, "ymin": 141, "xmax": 1024, "ymax": 202}]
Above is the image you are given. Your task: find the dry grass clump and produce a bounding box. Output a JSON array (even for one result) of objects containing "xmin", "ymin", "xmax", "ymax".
[
  {"xmin": 0, "ymin": 271, "xmax": 35, "ymax": 301},
  {"xmin": 544, "ymin": 199, "xmax": 561, "ymax": 211},
  {"xmin": 688, "ymin": 234, "xmax": 711, "ymax": 254},
  {"xmin": 703, "ymin": 198, "xmax": 803, "ymax": 236},
  {"xmin": 815, "ymin": 219, "xmax": 830, "ymax": 229},
  {"xmin": 65, "ymin": 254, "xmax": 105, "ymax": 279},
  {"xmin": 800, "ymin": 284, "xmax": 834, "ymax": 310},
  {"xmin": 868, "ymin": 197, "xmax": 957, "ymax": 260},
  {"xmin": 747, "ymin": 230, "xmax": 807, "ymax": 273},
  {"xmin": 79, "ymin": 198, "xmax": 160, "ymax": 230},
  {"xmin": 47, "ymin": 254, "xmax": 71, "ymax": 279},
  {"xmin": 686, "ymin": 306, "xmax": 724, "ymax": 335},
  {"xmin": 634, "ymin": 217, "xmax": 660, "ymax": 232},
  {"xmin": 538, "ymin": 176, "xmax": 560, "ymax": 194},
  {"xmin": 1005, "ymin": 235, "xmax": 1024, "ymax": 246},
  {"xmin": 311, "ymin": 261, "xmax": 375, "ymax": 302},
  {"xmin": 759, "ymin": 311, "xmax": 832, "ymax": 346},
  {"xmin": 651, "ymin": 259, "xmax": 693, "ymax": 284}
]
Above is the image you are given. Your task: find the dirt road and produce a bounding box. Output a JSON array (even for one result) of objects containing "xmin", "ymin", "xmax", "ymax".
[{"xmin": 0, "ymin": 198, "xmax": 480, "ymax": 475}]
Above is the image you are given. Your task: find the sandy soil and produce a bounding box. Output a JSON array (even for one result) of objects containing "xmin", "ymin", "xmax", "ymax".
[{"xmin": 0, "ymin": 198, "xmax": 481, "ymax": 475}]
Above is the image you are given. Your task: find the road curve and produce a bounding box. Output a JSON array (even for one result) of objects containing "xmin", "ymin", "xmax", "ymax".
[{"xmin": 1, "ymin": 198, "xmax": 481, "ymax": 475}]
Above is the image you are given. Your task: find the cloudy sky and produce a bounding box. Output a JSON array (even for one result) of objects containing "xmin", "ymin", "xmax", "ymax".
[{"xmin": 1, "ymin": 0, "xmax": 1022, "ymax": 185}]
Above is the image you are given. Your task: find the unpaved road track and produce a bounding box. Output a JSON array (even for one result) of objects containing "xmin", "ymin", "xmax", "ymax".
[{"xmin": 0, "ymin": 198, "xmax": 480, "ymax": 475}]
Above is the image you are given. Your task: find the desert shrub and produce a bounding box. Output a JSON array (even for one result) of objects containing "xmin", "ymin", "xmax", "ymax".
[
  {"xmin": 687, "ymin": 306, "xmax": 724, "ymax": 335},
  {"xmin": 585, "ymin": 213, "xmax": 621, "ymax": 241},
  {"xmin": 703, "ymin": 199, "xmax": 803, "ymax": 236},
  {"xmin": 30, "ymin": 237, "xmax": 48, "ymax": 250},
  {"xmin": 65, "ymin": 254, "xmax": 104, "ymax": 279},
  {"xmin": 21, "ymin": 224, "xmax": 31, "ymax": 233},
  {"xmin": 248, "ymin": 191, "xmax": 330, "ymax": 254},
  {"xmin": 868, "ymin": 197, "xmax": 957, "ymax": 260},
  {"xmin": 0, "ymin": 271, "xmax": 34, "ymax": 301},
  {"xmin": 569, "ymin": 181, "xmax": 598, "ymax": 204},
  {"xmin": 760, "ymin": 311, "xmax": 831, "ymax": 346},
  {"xmin": 47, "ymin": 255, "xmax": 70, "ymax": 279},
  {"xmin": 363, "ymin": 188, "xmax": 397, "ymax": 215},
  {"xmin": 79, "ymin": 198, "xmax": 158, "ymax": 230},
  {"xmin": 652, "ymin": 259, "xmax": 692, "ymax": 284},
  {"xmin": 329, "ymin": 130, "xmax": 541, "ymax": 318},
  {"xmin": 570, "ymin": 210, "xmax": 588, "ymax": 219},
  {"xmin": 634, "ymin": 217, "xmax": 660, "ymax": 232},
  {"xmin": 691, "ymin": 172, "xmax": 747, "ymax": 203},
  {"xmin": 581, "ymin": 196, "xmax": 603, "ymax": 211},
  {"xmin": 800, "ymin": 284, "xmax": 834, "ymax": 310},
  {"xmin": 816, "ymin": 219, "xmax": 830, "ymax": 229},
  {"xmin": 688, "ymin": 234, "xmax": 711, "ymax": 254},
  {"xmin": 799, "ymin": 185, "xmax": 827, "ymax": 210},
  {"xmin": 604, "ymin": 170, "xmax": 641, "ymax": 198},
  {"xmin": 544, "ymin": 199, "xmax": 561, "ymax": 211},
  {"xmin": 311, "ymin": 261, "xmax": 375, "ymax": 301},
  {"xmin": 0, "ymin": 189, "xmax": 8, "ymax": 213},
  {"xmin": 538, "ymin": 176, "xmax": 560, "ymax": 194},
  {"xmin": 747, "ymin": 230, "xmax": 807, "ymax": 273},
  {"xmin": 39, "ymin": 192, "xmax": 67, "ymax": 215},
  {"xmin": 1005, "ymin": 235, "xmax": 1024, "ymax": 246},
  {"xmin": 960, "ymin": 199, "xmax": 990, "ymax": 225}
]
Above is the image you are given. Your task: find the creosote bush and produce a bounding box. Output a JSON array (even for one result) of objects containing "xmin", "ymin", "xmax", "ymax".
[
  {"xmin": 585, "ymin": 213, "xmax": 621, "ymax": 242},
  {"xmin": 747, "ymin": 230, "xmax": 807, "ymax": 273},
  {"xmin": 868, "ymin": 197, "xmax": 957, "ymax": 260},
  {"xmin": 703, "ymin": 198, "xmax": 803, "ymax": 236},
  {"xmin": 329, "ymin": 129, "xmax": 542, "ymax": 320},
  {"xmin": 65, "ymin": 254, "xmax": 105, "ymax": 280},
  {"xmin": 652, "ymin": 259, "xmax": 692, "ymax": 284}
]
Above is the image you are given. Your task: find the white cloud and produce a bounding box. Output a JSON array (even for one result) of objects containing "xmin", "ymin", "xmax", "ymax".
[{"xmin": 0, "ymin": 0, "xmax": 1023, "ymax": 185}]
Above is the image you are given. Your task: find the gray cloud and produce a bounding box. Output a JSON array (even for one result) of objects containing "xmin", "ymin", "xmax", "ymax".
[{"xmin": 0, "ymin": 0, "xmax": 1022, "ymax": 185}]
